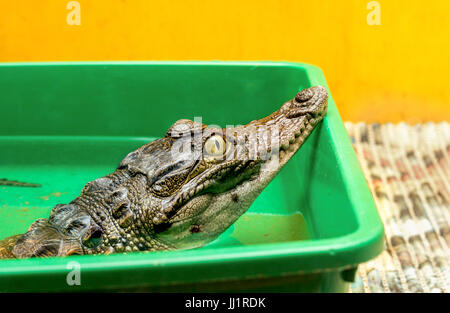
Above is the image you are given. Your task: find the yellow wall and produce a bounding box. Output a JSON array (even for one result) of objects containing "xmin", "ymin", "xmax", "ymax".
[{"xmin": 0, "ymin": 0, "xmax": 449, "ymax": 122}]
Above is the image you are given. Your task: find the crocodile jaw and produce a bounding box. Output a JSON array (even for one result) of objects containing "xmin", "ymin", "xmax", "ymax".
[{"xmin": 155, "ymin": 86, "xmax": 328, "ymax": 249}]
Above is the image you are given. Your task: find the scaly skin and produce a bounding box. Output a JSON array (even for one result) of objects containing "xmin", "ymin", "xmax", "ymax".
[
  {"xmin": 0, "ymin": 179, "xmax": 41, "ymax": 188},
  {"xmin": 0, "ymin": 86, "xmax": 328, "ymax": 258}
]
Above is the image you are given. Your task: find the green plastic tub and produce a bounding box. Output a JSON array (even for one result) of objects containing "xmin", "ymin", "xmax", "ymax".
[{"xmin": 0, "ymin": 61, "xmax": 384, "ymax": 292}]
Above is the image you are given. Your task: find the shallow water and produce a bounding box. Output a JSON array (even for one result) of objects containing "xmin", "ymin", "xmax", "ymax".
[{"xmin": 203, "ymin": 212, "xmax": 310, "ymax": 248}]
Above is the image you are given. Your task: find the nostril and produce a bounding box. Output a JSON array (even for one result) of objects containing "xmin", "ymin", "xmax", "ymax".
[{"xmin": 295, "ymin": 88, "xmax": 314, "ymax": 103}]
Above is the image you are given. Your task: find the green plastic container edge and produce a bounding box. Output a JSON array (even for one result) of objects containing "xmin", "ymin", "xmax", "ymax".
[{"xmin": 0, "ymin": 61, "xmax": 385, "ymax": 289}]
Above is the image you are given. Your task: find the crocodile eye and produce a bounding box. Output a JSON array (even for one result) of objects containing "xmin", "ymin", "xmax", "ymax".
[{"xmin": 204, "ymin": 135, "xmax": 226, "ymax": 159}]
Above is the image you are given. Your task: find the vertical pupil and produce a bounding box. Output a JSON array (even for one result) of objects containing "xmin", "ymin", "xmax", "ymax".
[{"xmin": 215, "ymin": 140, "xmax": 221, "ymax": 152}]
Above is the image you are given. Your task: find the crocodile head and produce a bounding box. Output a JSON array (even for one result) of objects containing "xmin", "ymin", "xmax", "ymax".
[{"xmin": 10, "ymin": 86, "xmax": 328, "ymax": 258}]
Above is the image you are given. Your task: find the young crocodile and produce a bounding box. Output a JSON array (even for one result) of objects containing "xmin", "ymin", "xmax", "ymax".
[{"xmin": 0, "ymin": 86, "xmax": 328, "ymax": 259}]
